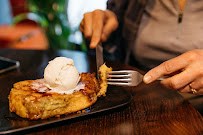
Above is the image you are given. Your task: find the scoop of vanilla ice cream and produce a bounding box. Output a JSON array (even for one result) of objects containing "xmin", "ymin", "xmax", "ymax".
[{"xmin": 44, "ymin": 57, "xmax": 80, "ymax": 91}]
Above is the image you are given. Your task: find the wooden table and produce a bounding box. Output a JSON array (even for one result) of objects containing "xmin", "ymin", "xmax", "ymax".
[{"xmin": 0, "ymin": 49, "xmax": 202, "ymax": 135}]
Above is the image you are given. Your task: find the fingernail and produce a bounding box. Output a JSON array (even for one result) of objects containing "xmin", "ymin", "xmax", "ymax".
[
  {"xmin": 101, "ymin": 34, "xmax": 107, "ymax": 42},
  {"xmin": 143, "ymin": 75, "xmax": 152, "ymax": 84},
  {"xmin": 90, "ymin": 42, "xmax": 96, "ymax": 49}
]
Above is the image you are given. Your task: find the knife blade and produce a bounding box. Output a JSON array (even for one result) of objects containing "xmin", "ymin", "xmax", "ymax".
[{"xmin": 96, "ymin": 43, "xmax": 104, "ymax": 79}]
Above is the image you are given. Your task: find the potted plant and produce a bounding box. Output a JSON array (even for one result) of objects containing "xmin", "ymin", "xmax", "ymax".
[{"xmin": 13, "ymin": 0, "xmax": 83, "ymax": 50}]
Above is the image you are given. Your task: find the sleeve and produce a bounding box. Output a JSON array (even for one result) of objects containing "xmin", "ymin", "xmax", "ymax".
[
  {"xmin": 102, "ymin": 0, "xmax": 130, "ymax": 62},
  {"xmin": 105, "ymin": 0, "xmax": 147, "ymax": 63},
  {"xmin": 107, "ymin": 0, "xmax": 129, "ymax": 24}
]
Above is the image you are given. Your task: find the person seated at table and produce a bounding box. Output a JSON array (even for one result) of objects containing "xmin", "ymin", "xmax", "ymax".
[{"xmin": 79, "ymin": 0, "xmax": 203, "ymax": 96}]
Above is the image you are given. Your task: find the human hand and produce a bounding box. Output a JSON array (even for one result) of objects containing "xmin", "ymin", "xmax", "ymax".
[
  {"xmin": 79, "ymin": 9, "xmax": 118, "ymax": 49},
  {"xmin": 143, "ymin": 49, "xmax": 203, "ymax": 95}
]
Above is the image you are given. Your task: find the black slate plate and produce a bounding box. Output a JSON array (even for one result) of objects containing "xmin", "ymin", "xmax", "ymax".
[{"xmin": 0, "ymin": 85, "xmax": 132, "ymax": 134}]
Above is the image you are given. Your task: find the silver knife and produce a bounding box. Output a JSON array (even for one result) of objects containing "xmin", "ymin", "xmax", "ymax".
[{"xmin": 96, "ymin": 43, "xmax": 104, "ymax": 79}]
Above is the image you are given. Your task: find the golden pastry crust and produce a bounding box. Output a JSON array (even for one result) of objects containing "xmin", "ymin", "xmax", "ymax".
[
  {"xmin": 9, "ymin": 73, "xmax": 99, "ymax": 120},
  {"xmin": 8, "ymin": 64, "xmax": 112, "ymax": 120},
  {"xmin": 97, "ymin": 63, "xmax": 112, "ymax": 97}
]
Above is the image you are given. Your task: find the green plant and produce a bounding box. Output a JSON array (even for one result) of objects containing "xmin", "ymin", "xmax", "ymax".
[{"xmin": 13, "ymin": 0, "xmax": 79, "ymax": 50}]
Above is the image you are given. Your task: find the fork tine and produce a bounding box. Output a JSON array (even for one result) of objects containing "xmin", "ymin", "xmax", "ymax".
[
  {"xmin": 107, "ymin": 78, "xmax": 131, "ymax": 82},
  {"xmin": 106, "ymin": 70, "xmax": 144, "ymax": 87},
  {"xmin": 106, "ymin": 74, "xmax": 130, "ymax": 78},
  {"xmin": 107, "ymin": 70, "xmax": 132, "ymax": 74},
  {"xmin": 107, "ymin": 82, "xmax": 131, "ymax": 86}
]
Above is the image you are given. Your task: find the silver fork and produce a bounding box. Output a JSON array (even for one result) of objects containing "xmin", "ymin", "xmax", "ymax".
[{"xmin": 106, "ymin": 70, "xmax": 166, "ymax": 86}]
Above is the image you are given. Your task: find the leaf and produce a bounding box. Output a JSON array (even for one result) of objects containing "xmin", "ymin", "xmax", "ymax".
[
  {"xmin": 12, "ymin": 13, "xmax": 28, "ymax": 25},
  {"xmin": 12, "ymin": 13, "xmax": 49, "ymax": 28}
]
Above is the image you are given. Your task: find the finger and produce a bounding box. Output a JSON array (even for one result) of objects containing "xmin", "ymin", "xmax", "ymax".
[
  {"xmin": 179, "ymin": 85, "xmax": 203, "ymax": 95},
  {"xmin": 79, "ymin": 26, "xmax": 84, "ymax": 33},
  {"xmin": 197, "ymin": 88, "xmax": 203, "ymax": 95},
  {"xmin": 190, "ymin": 77, "xmax": 203, "ymax": 89},
  {"xmin": 180, "ymin": 77, "xmax": 203, "ymax": 93},
  {"xmin": 101, "ymin": 10, "xmax": 118, "ymax": 42},
  {"xmin": 83, "ymin": 12, "xmax": 93, "ymax": 40},
  {"xmin": 183, "ymin": 87, "xmax": 203, "ymax": 95},
  {"xmin": 79, "ymin": 19, "xmax": 84, "ymax": 33},
  {"xmin": 160, "ymin": 67, "xmax": 198, "ymax": 90},
  {"xmin": 143, "ymin": 54, "xmax": 189, "ymax": 84},
  {"xmin": 179, "ymin": 84, "xmax": 191, "ymax": 93},
  {"xmin": 90, "ymin": 10, "xmax": 105, "ymax": 49}
]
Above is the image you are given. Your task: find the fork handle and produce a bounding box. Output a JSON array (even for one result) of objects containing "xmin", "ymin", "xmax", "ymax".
[{"xmin": 158, "ymin": 76, "xmax": 169, "ymax": 81}]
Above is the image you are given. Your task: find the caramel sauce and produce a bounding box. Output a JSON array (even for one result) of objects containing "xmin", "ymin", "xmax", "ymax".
[
  {"xmin": 23, "ymin": 73, "xmax": 99, "ymax": 99},
  {"xmin": 14, "ymin": 73, "xmax": 99, "ymax": 100},
  {"xmin": 27, "ymin": 79, "xmax": 53, "ymax": 97},
  {"xmin": 79, "ymin": 73, "xmax": 98, "ymax": 101}
]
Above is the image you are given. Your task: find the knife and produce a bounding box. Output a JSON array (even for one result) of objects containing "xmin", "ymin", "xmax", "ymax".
[{"xmin": 96, "ymin": 43, "xmax": 104, "ymax": 79}]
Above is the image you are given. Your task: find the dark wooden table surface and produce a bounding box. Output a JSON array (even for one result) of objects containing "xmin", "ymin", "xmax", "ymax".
[{"xmin": 0, "ymin": 49, "xmax": 202, "ymax": 135}]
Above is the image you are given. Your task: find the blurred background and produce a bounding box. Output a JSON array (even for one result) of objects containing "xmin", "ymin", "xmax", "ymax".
[{"xmin": 0, "ymin": 0, "xmax": 107, "ymax": 51}]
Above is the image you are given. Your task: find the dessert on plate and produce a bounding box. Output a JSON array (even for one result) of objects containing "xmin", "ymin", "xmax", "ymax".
[{"xmin": 8, "ymin": 57, "xmax": 112, "ymax": 120}]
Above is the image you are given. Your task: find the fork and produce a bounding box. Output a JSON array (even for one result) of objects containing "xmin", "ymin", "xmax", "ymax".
[{"xmin": 106, "ymin": 70, "xmax": 166, "ymax": 86}]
